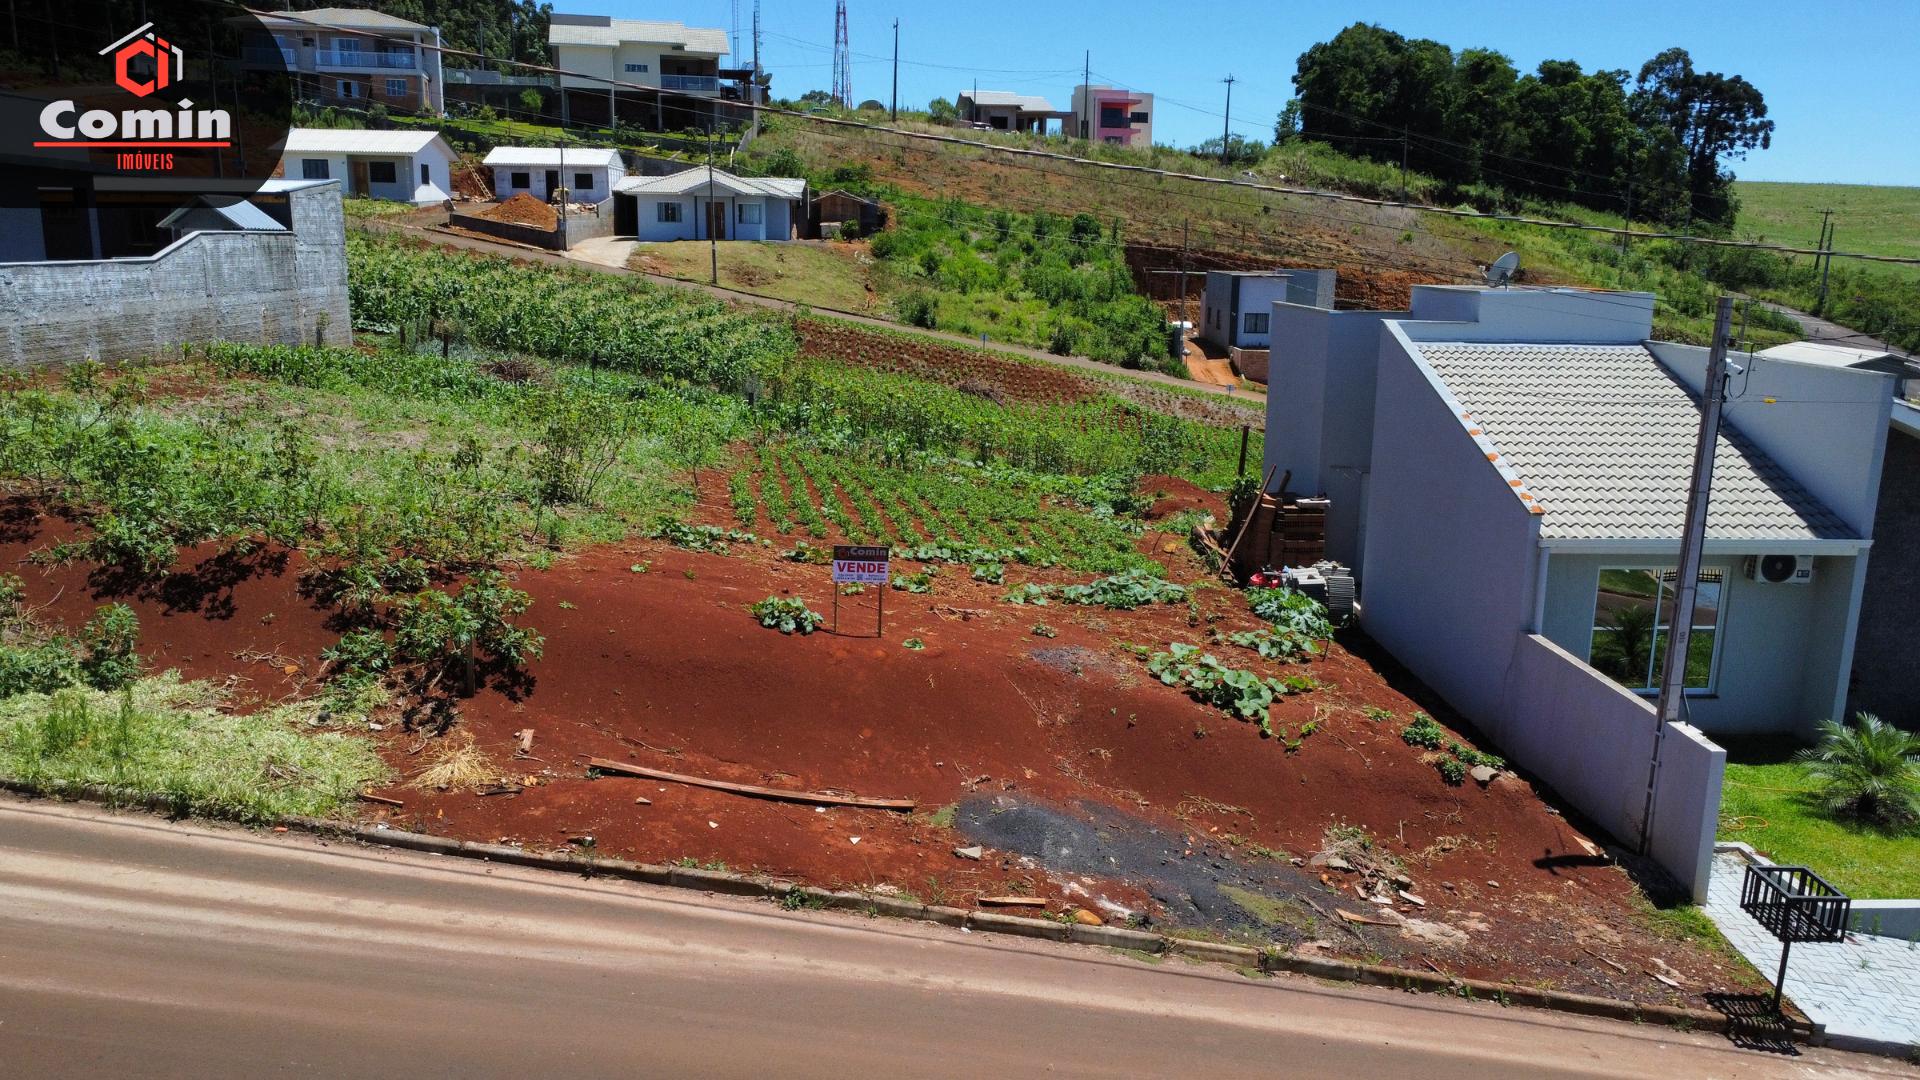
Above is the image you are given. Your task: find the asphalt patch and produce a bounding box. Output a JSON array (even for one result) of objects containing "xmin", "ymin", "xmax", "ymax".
[{"xmin": 956, "ymin": 794, "xmax": 1403, "ymax": 958}]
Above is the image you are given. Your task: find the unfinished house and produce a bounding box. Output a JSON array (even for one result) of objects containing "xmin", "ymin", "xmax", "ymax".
[
  {"xmin": 955, "ymin": 91, "xmax": 1065, "ymax": 134},
  {"xmin": 484, "ymin": 147, "xmax": 627, "ymax": 204},
  {"xmin": 548, "ymin": 14, "xmax": 750, "ymax": 131},
  {"xmin": 1199, "ymin": 269, "xmax": 1334, "ymax": 381},
  {"xmin": 1068, "ymin": 85, "xmax": 1153, "ymax": 145},
  {"xmin": 1262, "ymin": 283, "xmax": 1894, "ymax": 898}
]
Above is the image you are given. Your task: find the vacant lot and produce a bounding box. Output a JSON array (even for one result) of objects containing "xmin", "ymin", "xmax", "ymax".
[
  {"xmin": 630, "ymin": 240, "xmax": 889, "ymax": 314},
  {"xmin": 0, "ymin": 238, "xmax": 1765, "ymax": 1011}
]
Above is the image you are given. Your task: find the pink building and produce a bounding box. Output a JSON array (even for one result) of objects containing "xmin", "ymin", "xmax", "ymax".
[{"xmin": 1069, "ymin": 85, "xmax": 1153, "ymax": 146}]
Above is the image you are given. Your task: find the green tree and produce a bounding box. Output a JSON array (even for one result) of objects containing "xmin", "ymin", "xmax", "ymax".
[{"xmin": 1631, "ymin": 47, "xmax": 1774, "ymax": 227}]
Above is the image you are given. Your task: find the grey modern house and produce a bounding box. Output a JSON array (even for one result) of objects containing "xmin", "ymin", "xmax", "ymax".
[
  {"xmin": 1199, "ymin": 269, "xmax": 1334, "ymax": 352},
  {"xmin": 1262, "ymin": 283, "xmax": 1895, "ymax": 898}
]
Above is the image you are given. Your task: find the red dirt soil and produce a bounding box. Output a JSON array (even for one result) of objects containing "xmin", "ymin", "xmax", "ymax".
[
  {"xmin": 478, "ymin": 193, "xmax": 560, "ymax": 230},
  {"xmin": 0, "ymin": 493, "xmax": 1764, "ymax": 1009}
]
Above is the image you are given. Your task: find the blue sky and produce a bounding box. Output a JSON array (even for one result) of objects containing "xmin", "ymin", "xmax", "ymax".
[{"xmin": 600, "ymin": 0, "xmax": 1918, "ymax": 186}]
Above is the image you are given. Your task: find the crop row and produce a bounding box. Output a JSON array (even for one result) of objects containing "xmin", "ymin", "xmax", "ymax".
[{"xmin": 736, "ymin": 443, "xmax": 1153, "ymax": 574}]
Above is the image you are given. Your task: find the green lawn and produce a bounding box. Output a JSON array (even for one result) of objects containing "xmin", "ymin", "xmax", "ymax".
[
  {"xmin": 629, "ymin": 241, "xmax": 888, "ymax": 314},
  {"xmin": 1719, "ymin": 744, "xmax": 1920, "ymax": 899}
]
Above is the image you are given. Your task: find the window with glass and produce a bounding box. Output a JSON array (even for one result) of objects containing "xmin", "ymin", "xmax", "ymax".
[
  {"xmin": 1589, "ymin": 568, "xmax": 1723, "ymax": 692},
  {"xmin": 384, "ymin": 78, "xmax": 407, "ymax": 97},
  {"xmin": 367, "ymin": 161, "xmax": 396, "ymax": 184},
  {"xmin": 301, "ymin": 159, "xmax": 329, "ymax": 180},
  {"xmin": 657, "ymin": 202, "xmax": 681, "ymax": 223},
  {"xmin": 736, "ymin": 202, "xmax": 763, "ymax": 224},
  {"xmin": 1243, "ymin": 312, "xmax": 1269, "ymax": 335},
  {"xmin": 624, "ymin": 62, "xmax": 650, "ymax": 73}
]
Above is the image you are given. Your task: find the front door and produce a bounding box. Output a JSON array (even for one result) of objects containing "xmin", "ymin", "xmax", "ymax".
[
  {"xmin": 706, "ymin": 200, "xmax": 726, "ymax": 240},
  {"xmin": 544, "ymin": 170, "xmax": 560, "ymax": 199}
]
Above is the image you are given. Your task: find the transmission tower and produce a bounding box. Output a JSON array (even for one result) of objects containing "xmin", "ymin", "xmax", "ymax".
[
  {"xmin": 730, "ymin": 0, "xmax": 741, "ymax": 58},
  {"xmin": 831, "ymin": 0, "xmax": 852, "ymax": 108}
]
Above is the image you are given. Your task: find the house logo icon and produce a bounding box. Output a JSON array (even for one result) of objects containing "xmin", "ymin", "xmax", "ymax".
[{"xmin": 104, "ymin": 23, "xmax": 183, "ymax": 98}]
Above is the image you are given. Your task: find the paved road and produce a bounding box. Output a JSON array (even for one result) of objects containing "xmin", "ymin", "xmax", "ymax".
[
  {"xmin": 369, "ymin": 218, "xmax": 1268, "ymax": 405},
  {"xmin": 1747, "ymin": 298, "xmax": 1906, "ymax": 357},
  {"xmin": 0, "ymin": 799, "xmax": 1895, "ymax": 1079}
]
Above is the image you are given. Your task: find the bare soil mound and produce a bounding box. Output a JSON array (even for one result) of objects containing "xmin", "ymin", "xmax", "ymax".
[{"xmin": 478, "ymin": 193, "xmax": 558, "ymax": 230}]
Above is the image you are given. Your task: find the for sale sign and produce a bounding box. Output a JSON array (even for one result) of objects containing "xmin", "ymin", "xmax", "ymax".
[{"xmin": 831, "ymin": 545, "xmax": 890, "ymax": 584}]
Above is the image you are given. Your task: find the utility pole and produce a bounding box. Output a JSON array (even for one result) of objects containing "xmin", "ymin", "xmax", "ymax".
[
  {"xmin": 707, "ymin": 115, "xmax": 719, "ymax": 285},
  {"xmin": 1176, "ymin": 218, "xmax": 1191, "ymax": 330},
  {"xmin": 1220, "ymin": 74, "xmax": 1236, "ymax": 167},
  {"xmin": 1399, "ymin": 131, "xmax": 1409, "ymax": 202},
  {"xmin": 1815, "ymin": 209, "xmax": 1835, "ymax": 315},
  {"xmin": 890, "ymin": 19, "xmax": 899, "ymax": 122},
  {"xmin": 1080, "ymin": 50, "xmax": 1090, "ymax": 139},
  {"xmin": 1640, "ymin": 295, "xmax": 1734, "ymax": 857}
]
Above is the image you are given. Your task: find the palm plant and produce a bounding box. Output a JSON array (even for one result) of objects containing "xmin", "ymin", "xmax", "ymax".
[{"xmin": 1794, "ymin": 713, "xmax": 1920, "ymax": 830}]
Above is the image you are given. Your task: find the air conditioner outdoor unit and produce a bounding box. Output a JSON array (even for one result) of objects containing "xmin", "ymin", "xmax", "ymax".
[{"xmin": 1745, "ymin": 553, "xmax": 1814, "ymax": 585}]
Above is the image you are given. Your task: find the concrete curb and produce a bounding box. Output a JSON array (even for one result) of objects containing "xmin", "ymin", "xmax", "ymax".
[{"xmin": 1, "ymin": 782, "xmax": 1805, "ymax": 1042}]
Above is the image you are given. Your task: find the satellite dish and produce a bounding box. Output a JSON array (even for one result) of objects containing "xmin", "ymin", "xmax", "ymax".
[{"xmin": 1485, "ymin": 251, "xmax": 1521, "ymax": 288}]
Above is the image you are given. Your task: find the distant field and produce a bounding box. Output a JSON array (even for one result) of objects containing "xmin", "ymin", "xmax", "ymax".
[{"xmin": 1735, "ymin": 181, "xmax": 1920, "ymax": 268}]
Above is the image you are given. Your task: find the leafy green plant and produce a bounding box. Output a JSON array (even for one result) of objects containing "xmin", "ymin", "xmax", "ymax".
[
  {"xmin": 1363, "ymin": 705, "xmax": 1394, "ymax": 723},
  {"xmin": 1402, "ymin": 713, "xmax": 1446, "ymax": 750},
  {"xmin": 902, "ymin": 637, "xmax": 926, "ymax": 650},
  {"xmin": 76, "ymin": 604, "xmax": 141, "ymax": 691},
  {"xmin": 1435, "ymin": 756, "xmax": 1467, "ymax": 785},
  {"xmin": 891, "ymin": 570, "xmax": 935, "ymax": 594},
  {"xmin": 1056, "ymin": 571, "xmax": 1186, "ymax": 610},
  {"xmin": 751, "ymin": 596, "xmax": 825, "ymax": 635},
  {"xmin": 970, "ymin": 562, "xmax": 1005, "ymax": 584},
  {"xmin": 1222, "ymin": 625, "xmax": 1318, "ymax": 661},
  {"xmin": 1031, "ymin": 623, "xmax": 1057, "ymax": 638},
  {"xmin": 1246, "ymin": 587, "xmax": 1334, "ymax": 638},
  {"xmin": 1146, "ymin": 643, "xmax": 1301, "ymax": 736},
  {"xmin": 651, "ymin": 520, "xmax": 757, "ymax": 553},
  {"xmin": 1002, "ymin": 583, "xmax": 1052, "ymax": 605},
  {"xmin": 1795, "ymin": 713, "xmax": 1920, "ymax": 829}
]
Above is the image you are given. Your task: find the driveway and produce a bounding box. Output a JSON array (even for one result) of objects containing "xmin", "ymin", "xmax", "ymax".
[{"xmin": 568, "ymin": 235, "xmax": 638, "ymax": 269}]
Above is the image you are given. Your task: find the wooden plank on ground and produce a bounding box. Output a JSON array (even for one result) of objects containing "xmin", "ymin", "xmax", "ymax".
[
  {"xmin": 978, "ymin": 896, "xmax": 1050, "ymax": 908},
  {"xmin": 586, "ymin": 758, "xmax": 915, "ymax": 811}
]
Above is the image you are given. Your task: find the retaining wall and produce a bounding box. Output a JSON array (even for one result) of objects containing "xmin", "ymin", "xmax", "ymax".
[
  {"xmin": 448, "ymin": 199, "xmax": 615, "ymax": 251},
  {"xmin": 0, "ymin": 183, "xmax": 351, "ymax": 366}
]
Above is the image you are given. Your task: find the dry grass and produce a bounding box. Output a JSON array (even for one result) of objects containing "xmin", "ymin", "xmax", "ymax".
[{"xmin": 410, "ymin": 732, "xmax": 501, "ymax": 792}]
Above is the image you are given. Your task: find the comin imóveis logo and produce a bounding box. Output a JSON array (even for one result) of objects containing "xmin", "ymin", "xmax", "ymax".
[{"xmin": 34, "ymin": 23, "xmax": 231, "ymax": 150}]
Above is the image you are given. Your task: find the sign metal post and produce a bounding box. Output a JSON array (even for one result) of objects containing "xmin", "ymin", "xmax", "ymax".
[{"xmin": 830, "ymin": 545, "xmax": 890, "ymax": 637}]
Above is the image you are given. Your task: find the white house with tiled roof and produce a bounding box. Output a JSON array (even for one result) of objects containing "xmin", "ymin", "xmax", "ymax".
[
  {"xmin": 612, "ymin": 166, "xmax": 804, "ymax": 241},
  {"xmin": 1262, "ymin": 282, "xmax": 1894, "ymax": 900}
]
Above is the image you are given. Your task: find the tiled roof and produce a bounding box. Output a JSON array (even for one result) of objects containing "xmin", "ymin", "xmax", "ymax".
[
  {"xmin": 1417, "ymin": 342, "xmax": 1856, "ymax": 542},
  {"xmin": 615, "ymin": 167, "xmax": 803, "ymax": 199},
  {"xmin": 283, "ymin": 128, "xmax": 447, "ymax": 155},
  {"xmin": 549, "ymin": 18, "xmax": 729, "ymax": 54},
  {"xmin": 483, "ymin": 147, "xmax": 623, "ymax": 168}
]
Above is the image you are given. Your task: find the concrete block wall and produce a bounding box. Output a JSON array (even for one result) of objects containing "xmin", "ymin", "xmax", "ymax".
[
  {"xmin": 1850, "ymin": 426, "xmax": 1920, "ymax": 729},
  {"xmin": 0, "ymin": 182, "xmax": 350, "ymax": 366}
]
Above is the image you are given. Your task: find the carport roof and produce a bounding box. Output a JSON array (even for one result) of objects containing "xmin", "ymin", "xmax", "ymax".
[{"xmin": 1415, "ymin": 341, "xmax": 1858, "ymax": 543}]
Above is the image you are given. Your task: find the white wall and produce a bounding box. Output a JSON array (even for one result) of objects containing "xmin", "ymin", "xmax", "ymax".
[
  {"xmin": 635, "ymin": 196, "xmax": 696, "ymax": 241},
  {"xmin": 493, "ymin": 164, "xmax": 615, "ymax": 202},
  {"xmin": 1361, "ymin": 323, "xmax": 1545, "ymax": 724},
  {"xmin": 1403, "ymin": 286, "xmax": 1655, "ymax": 345},
  {"xmin": 287, "ymin": 154, "xmax": 350, "ymax": 190},
  {"xmin": 1502, "ymin": 635, "xmax": 1724, "ymax": 901},
  {"xmin": 1650, "ymin": 342, "xmax": 1893, "ymax": 537}
]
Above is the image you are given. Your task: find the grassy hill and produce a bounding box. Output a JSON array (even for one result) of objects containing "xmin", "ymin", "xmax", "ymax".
[{"xmin": 1735, "ymin": 181, "xmax": 1920, "ymax": 278}]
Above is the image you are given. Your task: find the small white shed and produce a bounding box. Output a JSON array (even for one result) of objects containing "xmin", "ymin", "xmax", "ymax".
[
  {"xmin": 281, "ymin": 128, "xmax": 456, "ymax": 206},
  {"xmin": 483, "ymin": 147, "xmax": 627, "ymax": 205},
  {"xmin": 612, "ymin": 166, "xmax": 805, "ymax": 242}
]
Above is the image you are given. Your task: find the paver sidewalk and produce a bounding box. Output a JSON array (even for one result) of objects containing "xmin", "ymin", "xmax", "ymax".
[{"xmin": 1704, "ymin": 848, "xmax": 1920, "ymax": 1056}]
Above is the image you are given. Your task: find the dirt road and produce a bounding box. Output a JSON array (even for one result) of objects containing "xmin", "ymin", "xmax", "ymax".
[{"xmin": 0, "ymin": 797, "xmax": 1891, "ymax": 1079}]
